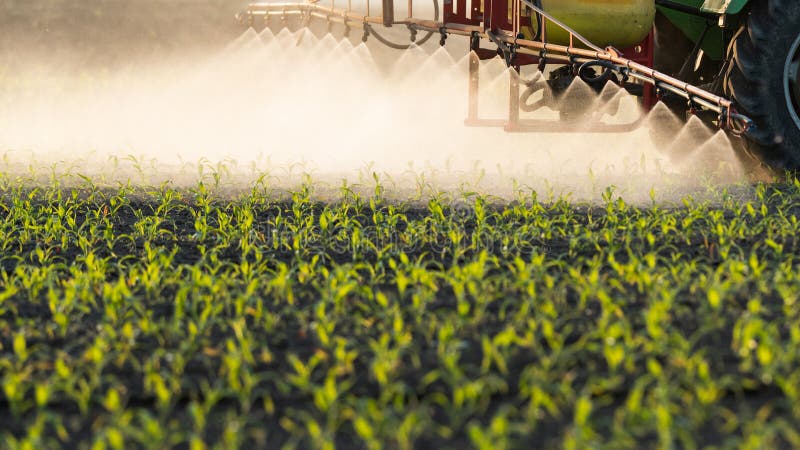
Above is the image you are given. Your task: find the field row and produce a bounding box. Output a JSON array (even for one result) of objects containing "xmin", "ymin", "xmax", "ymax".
[{"xmin": 2, "ymin": 178, "xmax": 800, "ymax": 449}]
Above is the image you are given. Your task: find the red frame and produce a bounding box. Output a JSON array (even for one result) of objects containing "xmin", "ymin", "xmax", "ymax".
[
  {"xmin": 445, "ymin": 0, "xmax": 656, "ymax": 109},
  {"xmin": 442, "ymin": 0, "xmax": 481, "ymax": 26}
]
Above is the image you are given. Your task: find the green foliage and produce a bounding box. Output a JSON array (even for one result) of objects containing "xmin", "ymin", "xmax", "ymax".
[{"xmin": 2, "ymin": 173, "xmax": 800, "ymax": 448}]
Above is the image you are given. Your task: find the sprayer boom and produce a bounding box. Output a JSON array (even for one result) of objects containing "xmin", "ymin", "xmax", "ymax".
[{"xmin": 237, "ymin": 0, "xmax": 753, "ymax": 135}]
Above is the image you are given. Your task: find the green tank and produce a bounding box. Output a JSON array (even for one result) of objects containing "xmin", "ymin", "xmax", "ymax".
[{"xmin": 541, "ymin": 0, "xmax": 656, "ymax": 48}]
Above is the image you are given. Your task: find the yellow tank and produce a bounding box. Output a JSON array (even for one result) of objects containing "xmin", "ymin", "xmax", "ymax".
[{"xmin": 538, "ymin": 0, "xmax": 655, "ymax": 48}]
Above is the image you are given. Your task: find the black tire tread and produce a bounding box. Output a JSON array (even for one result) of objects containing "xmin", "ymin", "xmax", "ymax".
[{"xmin": 725, "ymin": 0, "xmax": 800, "ymax": 169}]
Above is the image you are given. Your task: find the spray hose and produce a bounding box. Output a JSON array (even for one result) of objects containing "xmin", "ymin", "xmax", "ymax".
[{"xmin": 365, "ymin": 0, "xmax": 439, "ymax": 49}]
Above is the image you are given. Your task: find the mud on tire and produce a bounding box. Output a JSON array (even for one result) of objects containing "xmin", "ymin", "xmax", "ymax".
[{"xmin": 725, "ymin": 0, "xmax": 800, "ymax": 170}]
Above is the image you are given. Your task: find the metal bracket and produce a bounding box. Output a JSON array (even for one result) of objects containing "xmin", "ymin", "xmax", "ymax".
[
  {"xmin": 362, "ymin": 23, "xmax": 371, "ymax": 42},
  {"xmin": 487, "ymin": 31, "xmax": 513, "ymax": 66}
]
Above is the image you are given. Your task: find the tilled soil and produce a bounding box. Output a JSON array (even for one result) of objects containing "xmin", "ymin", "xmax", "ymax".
[{"xmin": 1, "ymin": 183, "xmax": 800, "ymax": 448}]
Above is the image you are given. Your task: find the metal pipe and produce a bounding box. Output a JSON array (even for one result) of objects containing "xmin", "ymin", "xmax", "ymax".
[
  {"xmin": 626, "ymin": 72, "xmax": 723, "ymax": 113},
  {"xmin": 500, "ymin": 34, "xmax": 733, "ymax": 108},
  {"xmin": 241, "ymin": 0, "xmax": 737, "ymax": 115},
  {"xmin": 382, "ymin": 0, "xmax": 394, "ymax": 26},
  {"xmin": 518, "ymin": 0, "xmax": 603, "ymax": 52},
  {"xmin": 677, "ymin": 22, "xmax": 710, "ymax": 81},
  {"xmin": 468, "ymin": 51, "xmax": 479, "ymax": 122}
]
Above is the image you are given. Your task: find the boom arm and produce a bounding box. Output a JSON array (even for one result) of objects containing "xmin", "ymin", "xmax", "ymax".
[{"xmin": 237, "ymin": 0, "xmax": 754, "ymax": 134}]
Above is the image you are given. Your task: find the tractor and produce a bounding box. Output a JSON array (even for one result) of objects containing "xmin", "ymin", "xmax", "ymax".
[{"xmin": 237, "ymin": 0, "xmax": 800, "ymax": 171}]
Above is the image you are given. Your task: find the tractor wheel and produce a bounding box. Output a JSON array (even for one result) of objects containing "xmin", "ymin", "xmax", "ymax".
[{"xmin": 725, "ymin": 0, "xmax": 800, "ymax": 170}]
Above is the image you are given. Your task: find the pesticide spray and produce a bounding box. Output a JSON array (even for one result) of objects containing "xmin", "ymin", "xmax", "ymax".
[{"xmin": 0, "ymin": 5, "xmax": 750, "ymax": 203}]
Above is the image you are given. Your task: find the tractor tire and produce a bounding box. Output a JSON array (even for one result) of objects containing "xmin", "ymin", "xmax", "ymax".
[{"xmin": 725, "ymin": 0, "xmax": 800, "ymax": 170}]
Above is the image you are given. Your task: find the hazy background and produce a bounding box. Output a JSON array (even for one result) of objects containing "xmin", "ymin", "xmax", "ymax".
[{"xmin": 1, "ymin": 0, "xmax": 246, "ymax": 67}]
